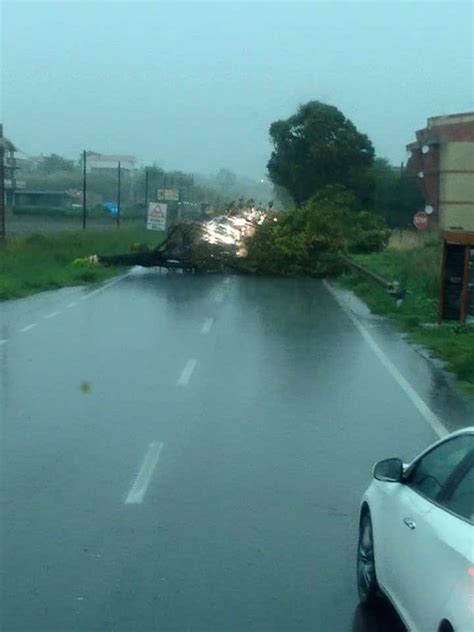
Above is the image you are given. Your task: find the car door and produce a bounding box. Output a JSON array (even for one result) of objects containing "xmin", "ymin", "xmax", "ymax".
[
  {"xmin": 438, "ymin": 460, "xmax": 474, "ymax": 630},
  {"xmin": 381, "ymin": 434, "xmax": 474, "ymax": 631}
]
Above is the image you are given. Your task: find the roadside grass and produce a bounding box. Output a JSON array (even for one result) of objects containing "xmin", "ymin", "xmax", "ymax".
[
  {"xmin": 411, "ymin": 326, "xmax": 474, "ymax": 394},
  {"xmin": 339, "ymin": 240, "xmax": 474, "ymax": 392},
  {"xmin": 0, "ymin": 228, "xmax": 163, "ymax": 300}
]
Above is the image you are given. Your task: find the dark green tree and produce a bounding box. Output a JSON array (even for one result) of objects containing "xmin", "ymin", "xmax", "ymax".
[
  {"xmin": 267, "ymin": 101, "xmax": 375, "ymax": 206},
  {"xmin": 38, "ymin": 153, "xmax": 75, "ymax": 173},
  {"xmin": 371, "ymin": 158, "xmax": 424, "ymax": 228}
]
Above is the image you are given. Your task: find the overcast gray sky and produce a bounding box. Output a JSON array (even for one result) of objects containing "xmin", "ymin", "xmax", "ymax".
[{"xmin": 1, "ymin": 1, "xmax": 473, "ymax": 178}]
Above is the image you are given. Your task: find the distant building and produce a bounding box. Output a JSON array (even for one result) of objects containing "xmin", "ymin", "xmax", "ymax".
[
  {"xmin": 2, "ymin": 137, "xmax": 26, "ymax": 205},
  {"xmin": 84, "ymin": 152, "xmax": 136, "ymax": 172},
  {"xmin": 407, "ymin": 112, "xmax": 474, "ymax": 232},
  {"xmin": 13, "ymin": 190, "xmax": 75, "ymax": 208},
  {"xmin": 407, "ymin": 112, "xmax": 474, "ymax": 323}
]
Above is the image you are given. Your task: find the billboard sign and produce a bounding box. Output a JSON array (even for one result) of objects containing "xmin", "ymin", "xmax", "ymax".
[{"xmin": 157, "ymin": 188, "xmax": 179, "ymax": 201}]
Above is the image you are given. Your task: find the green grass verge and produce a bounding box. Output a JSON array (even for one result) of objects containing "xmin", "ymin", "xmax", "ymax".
[
  {"xmin": 0, "ymin": 228, "xmax": 163, "ymax": 300},
  {"xmin": 339, "ymin": 242, "xmax": 474, "ymax": 393}
]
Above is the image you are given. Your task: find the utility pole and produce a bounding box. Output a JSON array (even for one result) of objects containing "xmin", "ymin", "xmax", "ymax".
[
  {"xmin": 117, "ymin": 161, "xmax": 121, "ymax": 228},
  {"xmin": 144, "ymin": 168, "xmax": 149, "ymax": 215},
  {"xmin": 0, "ymin": 124, "xmax": 5, "ymax": 240},
  {"xmin": 82, "ymin": 150, "xmax": 87, "ymax": 230}
]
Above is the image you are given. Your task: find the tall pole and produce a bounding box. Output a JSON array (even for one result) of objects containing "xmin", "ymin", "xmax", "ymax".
[
  {"xmin": 399, "ymin": 161, "xmax": 405, "ymax": 230},
  {"xmin": 144, "ymin": 168, "xmax": 149, "ymax": 214},
  {"xmin": 82, "ymin": 150, "xmax": 87, "ymax": 230},
  {"xmin": 117, "ymin": 161, "xmax": 121, "ymax": 228},
  {"xmin": 0, "ymin": 125, "xmax": 5, "ymax": 241}
]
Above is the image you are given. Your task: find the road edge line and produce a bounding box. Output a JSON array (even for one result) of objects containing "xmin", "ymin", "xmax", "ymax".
[{"xmin": 323, "ymin": 280, "xmax": 448, "ymax": 438}]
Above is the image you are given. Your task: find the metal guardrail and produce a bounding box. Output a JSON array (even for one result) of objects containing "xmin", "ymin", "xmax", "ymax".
[{"xmin": 342, "ymin": 256, "xmax": 403, "ymax": 298}]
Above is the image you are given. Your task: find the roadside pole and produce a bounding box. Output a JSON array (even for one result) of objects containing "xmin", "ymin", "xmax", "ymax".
[
  {"xmin": 144, "ymin": 168, "xmax": 149, "ymax": 220},
  {"xmin": 0, "ymin": 124, "xmax": 5, "ymax": 240},
  {"xmin": 117, "ymin": 161, "xmax": 121, "ymax": 228},
  {"xmin": 82, "ymin": 150, "xmax": 87, "ymax": 230}
]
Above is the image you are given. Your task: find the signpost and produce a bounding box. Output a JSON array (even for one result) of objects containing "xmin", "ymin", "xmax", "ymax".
[
  {"xmin": 147, "ymin": 202, "xmax": 167, "ymax": 231},
  {"xmin": 413, "ymin": 211, "xmax": 429, "ymax": 231}
]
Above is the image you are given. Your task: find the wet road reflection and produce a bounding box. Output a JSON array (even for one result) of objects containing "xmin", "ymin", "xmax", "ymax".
[{"xmin": 0, "ymin": 272, "xmax": 469, "ymax": 632}]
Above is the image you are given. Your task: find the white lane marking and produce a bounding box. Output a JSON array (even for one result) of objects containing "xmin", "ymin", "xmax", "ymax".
[
  {"xmin": 80, "ymin": 272, "xmax": 132, "ymax": 301},
  {"xmin": 0, "ymin": 339, "xmax": 8, "ymax": 346},
  {"xmin": 177, "ymin": 358, "xmax": 197, "ymax": 386},
  {"xmin": 19, "ymin": 323, "xmax": 37, "ymax": 333},
  {"xmin": 44, "ymin": 311, "xmax": 61, "ymax": 319},
  {"xmin": 201, "ymin": 317, "xmax": 214, "ymax": 334},
  {"xmin": 214, "ymin": 291, "xmax": 224, "ymax": 303},
  {"xmin": 125, "ymin": 441, "xmax": 164, "ymax": 504},
  {"xmin": 66, "ymin": 302, "xmax": 78, "ymax": 308},
  {"xmin": 224, "ymin": 277, "xmax": 230, "ymax": 284},
  {"xmin": 323, "ymin": 281, "xmax": 448, "ymax": 438}
]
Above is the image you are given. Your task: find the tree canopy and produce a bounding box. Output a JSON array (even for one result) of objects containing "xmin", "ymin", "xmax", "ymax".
[
  {"xmin": 371, "ymin": 158, "xmax": 424, "ymax": 228},
  {"xmin": 38, "ymin": 153, "xmax": 75, "ymax": 173},
  {"xmin": 267, "ymin": 101, "xmax": 375, "ymax": 206}
]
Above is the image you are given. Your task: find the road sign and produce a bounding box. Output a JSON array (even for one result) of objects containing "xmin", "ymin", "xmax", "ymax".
[
  {"xmin": 413, "ymin": 211, "xmax": 429, "ymax": 231},
  {"xmin": 147, "ymin": 202, "xmax": 167, "ymax": 231},
  {"xmin": 157, "ymin": 188, "xmax": 179, "ymax": 201}
]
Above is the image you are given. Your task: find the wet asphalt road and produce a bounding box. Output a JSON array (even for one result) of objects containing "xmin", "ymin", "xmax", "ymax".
[{"xmin": 1, "ymin": 269, "xmax": 472, "ymax": 632}]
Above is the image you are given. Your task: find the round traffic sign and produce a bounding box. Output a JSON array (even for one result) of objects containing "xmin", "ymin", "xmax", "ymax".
[{"xmin": 413, "ymin": 211, "xmax": 429, "ymax": 231}]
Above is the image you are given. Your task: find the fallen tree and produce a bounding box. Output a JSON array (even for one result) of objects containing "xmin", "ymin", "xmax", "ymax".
[
  {"xmin": 91, "ymin": 186, "xmax": 390, "ymax": 277},
  {"xmin": 95, "ymin": 221, "xmax": 242, "ymax": 272}
]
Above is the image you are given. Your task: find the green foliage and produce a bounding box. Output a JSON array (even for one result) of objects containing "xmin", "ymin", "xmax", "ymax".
[
  {"xmin": 413, "ymin": 327, "xmax": 474, "ymax": 390},
  {"xmin": 267, "ymin": 100, "xmax": 375, "ymax": 205},
  {"xmin": 0, "ymin": 228, "xmax": 163, "ymax": 300},
  {"xmin": 371, "ymin": 158, "xmax": 424, "ymax": 228},
  {"xmin": 244, "ymin": 185, "xmax": 386, "ymax": 276},
  {"xmin": 349, "ymin": 211, "xmax": 391, "ymax": 253},
  {"xmin": 38, "ymin": 154, "xmax": 75, "ymax": 173},
  {"xmin": 351, "ymin": 240, "xmax": 441, "ymax": 299},
  {"xmin": 336, "ymin": 242, "xmax": 474, "ymax": 389}
]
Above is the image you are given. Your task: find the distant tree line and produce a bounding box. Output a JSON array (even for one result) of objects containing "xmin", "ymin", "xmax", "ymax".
[{"xmin": 18, "ymin": 157, "xmax": 272, "ymax": 212}]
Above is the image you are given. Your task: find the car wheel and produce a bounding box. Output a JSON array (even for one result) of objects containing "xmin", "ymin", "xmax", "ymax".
[{"xmin": 357, "ymin": 510, "xmax": 382, "ymax": 607}]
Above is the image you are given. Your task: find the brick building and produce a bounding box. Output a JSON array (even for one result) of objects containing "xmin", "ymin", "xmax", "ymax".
[{"xmin": 407, "ymin": 112, "xmax": 474, "ymax": 323}]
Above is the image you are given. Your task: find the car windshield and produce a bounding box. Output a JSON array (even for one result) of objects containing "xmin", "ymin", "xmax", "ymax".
[{"xmin": 1, "ymin": 3, "xmax": 473, "ymax": 632}]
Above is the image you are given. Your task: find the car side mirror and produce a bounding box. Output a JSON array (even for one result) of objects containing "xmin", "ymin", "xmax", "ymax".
[{"xmin": 373, "ymin": 458, "xmax": 404, "ymax": 483}]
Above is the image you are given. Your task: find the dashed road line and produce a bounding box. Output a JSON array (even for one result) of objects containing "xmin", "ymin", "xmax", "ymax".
[
  {"xmin": 177, "ymin": 359, "xmax": 197, "ymax": 386},
  {"xmin": 125, "ymin": 441, "xmax": 164, "ymax": 505},
  {"xmin": 66, "ymin": 302, "xmax": 78, "ymax": 309},
  {"xmin": 19, "ymin": 324, "xmax": 37, "ymax": 333},
  {"xmin": 44, "ymin": 311, "xmax": 61, "ymax": 319},
  {"xmin": 0, "ymin": 339, "xmax": 8, "ymax": 346},
  {"xmin": 224, "ymin": 277, "xmax": 230, "ymax": 284},
  {"xmin": 323, "ymin": 280, "xmax": 448, "ymax": 438},
  {"xmin": 201, "ymin": 317, "xmax": 214, "ymax": 334},
  {"xmin": 213, "ymin": 291, "xmax": 224, "ymax": 303}
]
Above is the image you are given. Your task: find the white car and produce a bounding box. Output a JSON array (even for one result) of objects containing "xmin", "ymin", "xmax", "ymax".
[{"xmin": 358, "ymin": 427, "xmax": 474, "ymax": 632}]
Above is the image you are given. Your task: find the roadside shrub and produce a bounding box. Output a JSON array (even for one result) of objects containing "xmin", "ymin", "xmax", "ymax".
[{"xmin": 348, "ymin": 212, "xmax": 390, "ymax": 253}]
